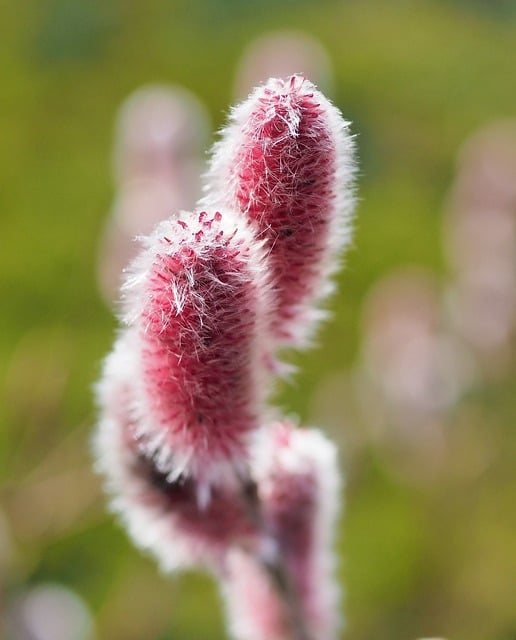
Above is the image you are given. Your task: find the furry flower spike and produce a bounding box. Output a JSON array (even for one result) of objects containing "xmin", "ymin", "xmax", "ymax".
[
  {"xmin": 115, "ymin": 209, "xmax": 271, "ymax": 492},
  {"xmin": 202, "ymin": 74, "xmax": 356, "ymax": 349}
]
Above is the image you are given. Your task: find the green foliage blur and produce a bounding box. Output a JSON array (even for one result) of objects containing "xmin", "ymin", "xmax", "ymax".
[{"xmin": 1, "ymin": 1, "xmax": 515, "ymax": 639}]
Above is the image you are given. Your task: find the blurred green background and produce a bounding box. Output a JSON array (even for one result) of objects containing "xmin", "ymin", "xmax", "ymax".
[{"xmin": 1, "ymin": 0, "xmax": 515, "ymax": 639}]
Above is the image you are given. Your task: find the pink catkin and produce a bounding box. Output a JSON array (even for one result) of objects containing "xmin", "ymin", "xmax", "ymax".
[
  {"xmin": 120, "ymin": 210, "xmax": 271, "ymax": 491},
  {"xmin": 94, "ymin": 332, "xmax": 259, "ymax": 572},
  {"xmin": 203, "ymin": 74, "xmax": 356, "ymax": 349},
  {"xmin": 221, "ymin": 422, "xmax": 342, "ymax": 640}
]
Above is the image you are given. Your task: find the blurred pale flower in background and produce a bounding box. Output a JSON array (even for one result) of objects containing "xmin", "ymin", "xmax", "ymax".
[
  {"xmin": 3, "ymin": 583, "xmax": 95, "ymax": 640},
  {"xmin": 233, "ymin": 30, "xmax": 334, "ymax": 100},
  {"xmin": 98, "ymin": 85, "xmax": 210, "ymax": 302},
  {"xmin": 443, "ymin": 121, "xmax": 516, "ymax": 375}
]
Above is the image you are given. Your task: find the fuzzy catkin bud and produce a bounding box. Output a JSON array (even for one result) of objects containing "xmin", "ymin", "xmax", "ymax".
[
  {"xmin": 93, "ymin": 339, "xmax": 258, "ymax": 572},
  {"xmin": 203, "ymin": 74, "xmax": 356, "ymax": 349},
  {"xmin": 120, "ymin": 210, "xmax": 271, "ymax": 491},
  {"xmin": 221, "ymin": 422, "xmax": 342, "ymax": 640}
]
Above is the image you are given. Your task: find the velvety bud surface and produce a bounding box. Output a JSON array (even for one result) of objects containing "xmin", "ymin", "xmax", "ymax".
[
  {"xmin": 119, "ymin": 210, "xmax": 270, "ymax": 489},
  {"xmin": 204, "ymin": 75, "xmax": 355, "ymax": 348}
]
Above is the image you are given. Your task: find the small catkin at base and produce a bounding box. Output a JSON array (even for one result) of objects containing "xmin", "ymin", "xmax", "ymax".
[{"xmin": 220, "ymin": 421, "xmax": 342, "ymax": 640}]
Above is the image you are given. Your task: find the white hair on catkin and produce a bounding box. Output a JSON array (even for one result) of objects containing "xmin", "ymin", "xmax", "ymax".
[{"xmin": 201, "ymin": 75, "xmax": 357, "ymax": 351}]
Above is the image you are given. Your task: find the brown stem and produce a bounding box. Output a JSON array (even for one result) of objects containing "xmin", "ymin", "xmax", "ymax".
[{"xmin": 238, "ymin": 475, "xmax": 313, "ymax": 640}]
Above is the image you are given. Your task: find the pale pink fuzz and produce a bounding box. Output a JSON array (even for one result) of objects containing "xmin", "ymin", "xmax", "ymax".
[
  {"xmin": 203, "ymin": 74, "xmax": 356, "ymax": 348},
  {"xmin": 93, "ymin": 336, "xmax": 258, "ymax": 572},
  {"xmin": 221, "ymin": 422, "xmax": 342, "ymax": 640},
  {"xmin": 120, "ymin": 210, "xmax": 271, "ymax": 490},
  {"xmin": 222, "ymin": 548, "xmax": 291, "ymax": 640}
]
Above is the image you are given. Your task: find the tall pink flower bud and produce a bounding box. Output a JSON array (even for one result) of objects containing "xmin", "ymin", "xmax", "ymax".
[
  {"xmin": 203, "ymin": 75, "xmax": 356, "ymax": 349},
  {"xmin": 120, "ymin": 210, "xmax": 271, "ymax": 493},
  {"xmin": 94, "ymin": 336, "xmax": 258, "ymax": 571},
  {"xmin": 221, "ymin": 422, "xmax": 342, "ymax": 640}
]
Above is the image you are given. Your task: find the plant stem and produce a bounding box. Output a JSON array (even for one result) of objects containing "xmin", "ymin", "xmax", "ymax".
[{"xmin": 239, "ymin": 475, "xmax": 312, "ymax": 640}]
